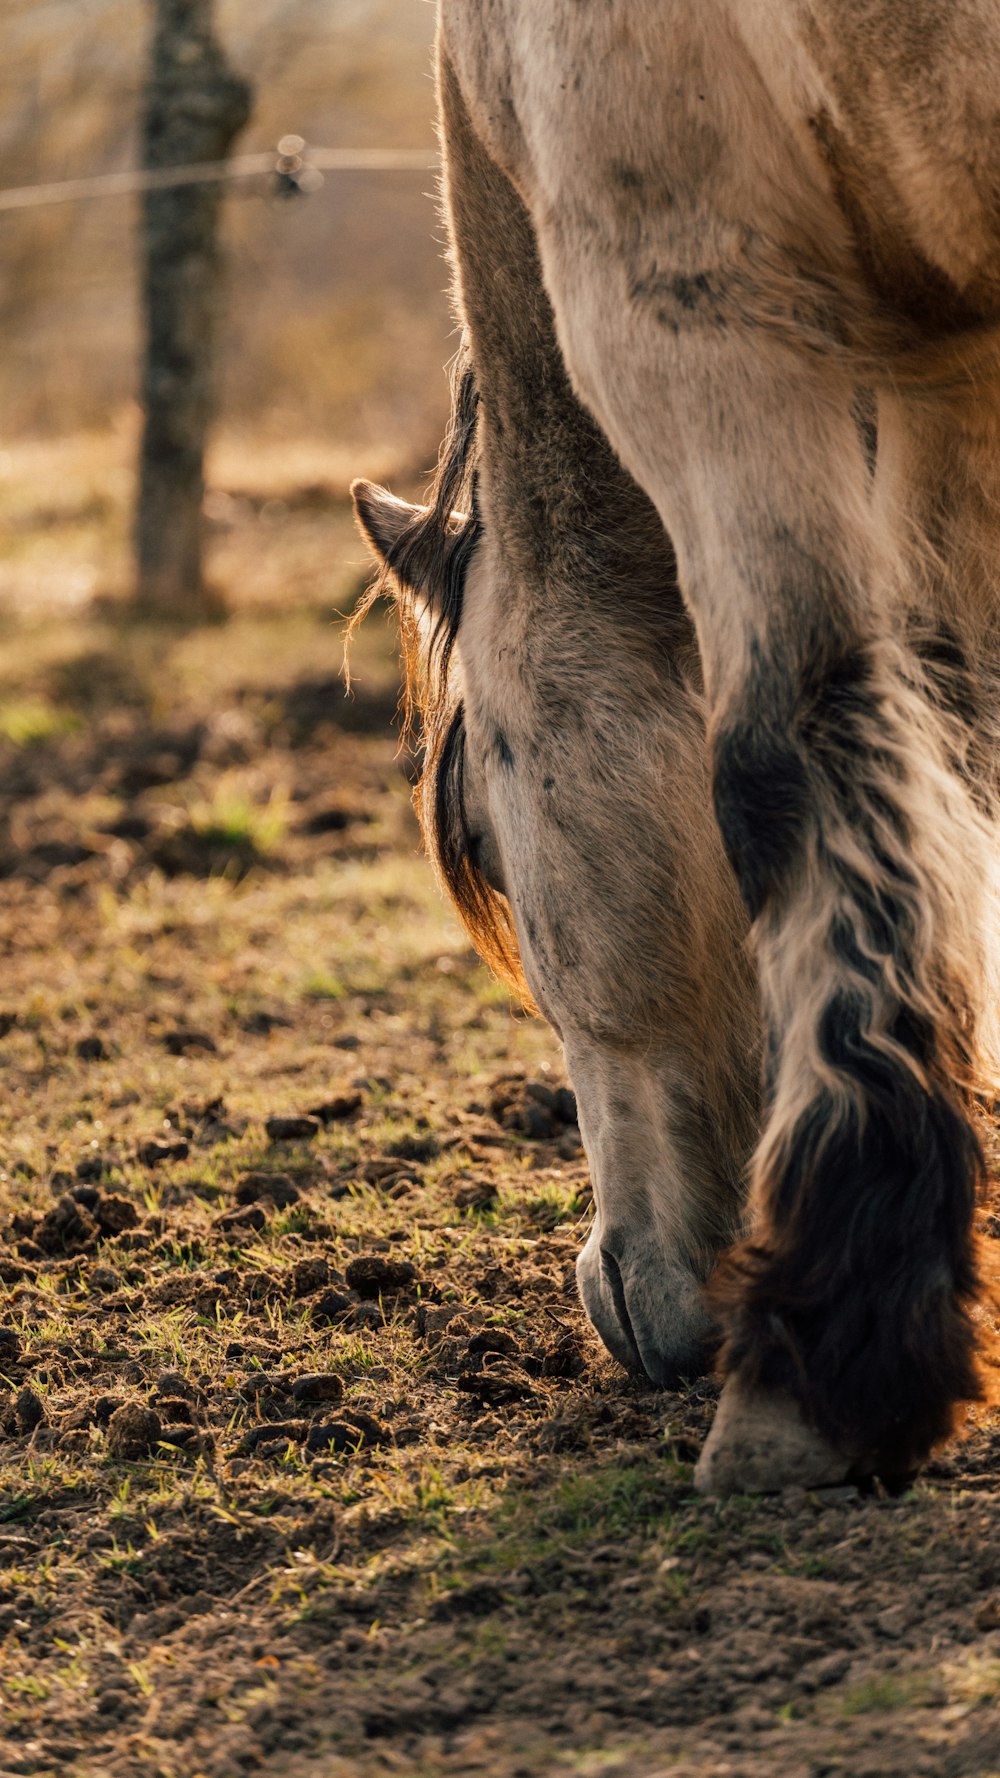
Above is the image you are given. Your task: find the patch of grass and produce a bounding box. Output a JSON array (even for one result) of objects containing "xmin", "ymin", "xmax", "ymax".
[
  {"xmin": 832, "ymin": 1671, "xmax": 936, "ymax": 1717},
  {"xmin": 4, "ymin": 1675, "xmax": 51, "ymax": 1702},
  {"xmin": 136, "ymin": 1307, "xmax": 199, "ymax": 1370},
  {"xmin": 341, "ymin": 1454, "xmax": 498, "ymax": 1546},
  {"xmin": 0, "ymin": 696, "xmax": 79, "ymax": 745},
  {"xmin": 301, "ymin": 969, "xmax": 347, "ymax": 1001},
  {"xmin": 0, "ymin": 1452, "xmax": 98, "ymax": 1522},
  {"xmin": 187, "ymin": 781, "xmax": 290, "ymax": 854},
  {"xmin": 521, "ymin": 1178, "xmax": 589, "ymax": 1231},
  {"xmin": 783, "ymin": 1551, "xmax": 836, "ymax": 1579},
  {"xmin": 94, "ymin": 1536, "xmax": 144, "ymax": 1576},
  {"xmin": 440, "ymin": 1453, "xmax": 688, "ymax": 1587}
]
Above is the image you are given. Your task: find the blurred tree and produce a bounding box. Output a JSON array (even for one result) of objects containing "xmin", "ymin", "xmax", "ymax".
[{"xmin": 134, "ymin": 0, "xmax": 251, "ymax": 617}]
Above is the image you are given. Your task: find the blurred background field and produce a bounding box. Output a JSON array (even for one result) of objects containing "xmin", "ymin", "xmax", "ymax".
[
  {"xmin": 0, "ymin": 0, "xmax": 452, "ymax": 829},
  {"xmin": 2, "ymin": 0, "xmax": 453, "ymax": 643},
  {"xmin": 3, "ymin": 0, "xmax": 449, "ymax": 458}
]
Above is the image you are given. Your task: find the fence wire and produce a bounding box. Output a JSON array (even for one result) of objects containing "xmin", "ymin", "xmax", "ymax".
[{"xmin": 0, "ymin": 144, "xmax": 439, "ymax": 212}]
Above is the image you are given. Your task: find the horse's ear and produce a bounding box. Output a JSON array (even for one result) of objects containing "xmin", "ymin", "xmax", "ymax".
[
  {"xmin": 351, "ymin": 480, "xmax": 427, "ymax": 572},
  {"xmin": 352, "ymin": 477, "xmax": 475, "ymax": 625}
]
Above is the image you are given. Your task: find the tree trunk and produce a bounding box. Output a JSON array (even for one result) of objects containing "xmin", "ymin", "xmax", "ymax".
[{"xmin": 134, "ymin": 0, "xmax": 251, "ymax": 618}]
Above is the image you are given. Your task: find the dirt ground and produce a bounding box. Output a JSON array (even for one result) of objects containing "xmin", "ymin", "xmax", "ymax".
[{"xmin": 1, "ymin": 437, "xmax": 999, "ymax": 1778}]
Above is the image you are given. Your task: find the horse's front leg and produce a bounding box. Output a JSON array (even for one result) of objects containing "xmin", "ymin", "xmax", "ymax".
[{"xmin": 588, "ymin": 334, "xmax": 987, "ymax": 1489}]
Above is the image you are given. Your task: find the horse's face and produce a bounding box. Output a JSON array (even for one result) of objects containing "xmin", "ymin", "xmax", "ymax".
[{"xmin": 354, "ymin": 483, "xmax": 757, "ymax": 1386}]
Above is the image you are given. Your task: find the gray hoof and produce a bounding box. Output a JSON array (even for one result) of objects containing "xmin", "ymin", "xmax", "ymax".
[{"xmin": 694, "ymin": 1378, "xmax": 852, "ymax": 1496}]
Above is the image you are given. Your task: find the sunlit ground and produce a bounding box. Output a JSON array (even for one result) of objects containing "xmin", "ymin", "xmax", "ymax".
[{"xmin": 0, "ymin": 430, "xmax": 998, "ymax": 1778}]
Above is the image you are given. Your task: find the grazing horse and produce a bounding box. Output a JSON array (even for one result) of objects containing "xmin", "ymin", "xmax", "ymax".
[{"xmin": 352, "ymin": 2, "xmax": 1000, "ymax": 1493}]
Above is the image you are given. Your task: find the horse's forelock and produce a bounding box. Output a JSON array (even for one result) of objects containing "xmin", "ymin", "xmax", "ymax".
[{"xmin": 428, "ymin": 702, "xmax": 534, "ymax": 1006}]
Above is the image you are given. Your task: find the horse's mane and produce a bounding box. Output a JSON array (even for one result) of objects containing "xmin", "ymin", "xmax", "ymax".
[{"xmin": 349, "ymin": 345, "xmax": 533, "ymax": 1004}]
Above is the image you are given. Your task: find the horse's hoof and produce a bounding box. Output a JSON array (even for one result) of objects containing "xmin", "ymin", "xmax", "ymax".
[{"xmin": 694, "ymin": 1379, "xmax": 851, "ymax": 1495}]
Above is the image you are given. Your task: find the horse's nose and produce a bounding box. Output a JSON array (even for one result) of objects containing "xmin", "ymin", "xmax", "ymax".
[
  {"xmin": 598, "ymin": 1245, "xmax": 645, "ymax": 1373},
  {"xmin": 577, "ymin": 1228, "xmax": 715, "ymax": 1387}
]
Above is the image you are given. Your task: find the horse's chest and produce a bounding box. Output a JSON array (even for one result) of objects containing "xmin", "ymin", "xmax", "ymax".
[
  {"xmin": 443, "ymin": 2, "xmax": 731, "ymax": 211},
  {"xmin": 444, "ymin": 0, "xmax": 1000, "ymax": 333}
]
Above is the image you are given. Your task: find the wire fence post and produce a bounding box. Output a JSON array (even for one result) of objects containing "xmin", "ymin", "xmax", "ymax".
[{"xmin": 134, "ymin": 0, "xmax": 251, "ymax": 619}]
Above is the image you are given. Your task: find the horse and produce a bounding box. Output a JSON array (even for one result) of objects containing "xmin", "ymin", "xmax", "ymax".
[{"xmin": 351, "ymin": 1, "xmax": 1000, "ymax": 1494}]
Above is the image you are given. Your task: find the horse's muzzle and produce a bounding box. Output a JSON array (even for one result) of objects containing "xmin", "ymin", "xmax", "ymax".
[{"xmin": 576, "ymin": 1231, "xmax": 716, "ymax": 1387}]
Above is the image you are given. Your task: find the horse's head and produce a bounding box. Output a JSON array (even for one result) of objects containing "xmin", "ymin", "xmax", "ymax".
[{"xmin": 352, "ymin": 441, "xmax": 759, "ymax": 1388}]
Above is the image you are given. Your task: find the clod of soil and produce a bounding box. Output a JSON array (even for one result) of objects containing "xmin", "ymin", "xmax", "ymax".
[
  {"xmin": 90, "ymin": 1265, "xmax": 121, "ymax": 1292},
  {"xmin": 265, "ymin": 1114, "xmax": 321, "ymax": 1142},
  {"xmin": 310, "ymin": 1288, "xmax": 353, "ymax": 1323},
  {"xmin": 235, "ymin": 1170, "xmax": 299, "ymax": 1208},
  {"xmin": 106, "ymin": 1402, "xmax": 162, "ymax": 1459},
  {"xmin": 290, "ymin": 1256, "xmax": 331, "ymax": 1296},
  {"xmin": 305, "ymin": 1414, "xmax": 388, "ymax": 1453},
  {"xmin": 385, "ymin": 1131, "xmax": 440, "ymax": 1162},
  {"xmin": 160, "ymin": 1421, "xmax": 204, "ymax": 1451},
  {"xmin": 465, "ymin": 1329, "xmax": 519, "ymax": 1360},
  {"xmin": 13, "ymin": 1386, "xmax": 44, "ymax": 1432},
  {"xmin": 0, "ymin": 1327, "xmax": 20, "ymax": 1363},
  {"xmin": 161, "ymin": 1028, "xmax": 217, "ymax": 1056},
  {"xmin": 137, "ymin": 1137, "xmax": 190, "ymax": 1166},
  {"xmin": 153, "ymin": 1372, "xmax": 199, "ymax": 1402},
  {"xmin": 540, "ymin": 1334, "xmax": 587, "ymax": 1378},
  {"xmin": 92, "ymin": 1395, "xmax": 125, "ymax": 1426},
  {"xmin": 237, "ymin": 1419, "xmax": 310, "ymax": 1454},
  {"xmin": 215, "ymin": 1204, "xmax": 268, "ymax": 1233},
  {"xmin": 457, "ymin": 1362, "xmax": 534, "ymax": 1406},
  {"xmin": 155, "ymin": 1396, "xmax": 195, "ymax": 1423},
  {"xmin": 416, "ymin": 1303, "xmax": 467, "ymax": 1338},
  {"xmin": 239, "ymin": 1008, "xmax": 293, "ymax": 1035},
  {"xmin": 35, "ymin": 1193, "xmax": 98, "ymax": 1254},
  {"xmin": 345, "ymin": 1253, "xmax": 417, "ymax": 1297},
  {"xmin": 358, "ymin": 1158, "xmax": 410, "ymax": 1187},
  {"xmin": 488, "ymin": 1073, "xmax": 579, "ymax": 1139},
  {"xmin": 306, "ymin": 1092, "xmax": 363, "ymax": 1123},
  {"xmin": 93, "ymin": 1192, "xmax": 139, "ymax": 1234},
  {"xmin": 289, "ymin": 1371, "xmax": 345, "ymax": 1405},
  {"xmin": 341, "ymin": 1408, "xmax": 390, "ymax": 1446},
  {"xmin": 453, "ymin": 1175, "xmax": 498, "ymax": 1211},
  {"xmin": 75, "ymin": 1033, "xmax": 107, "ymax": 1060},
  {"xmin": 240, "ymin": 1369, "xmax": 288, "ymax": 1398},
  {"xmin": 299, "ymin": 805, "xmax": 353, "ymax": 834},
  {"xmin": 351, "ymin": 1302, "xmax": 385, "ymax": 1330},
  {"xmin": 94, "ymin": 1688, "xmax": 135, "ymax": 1719}
]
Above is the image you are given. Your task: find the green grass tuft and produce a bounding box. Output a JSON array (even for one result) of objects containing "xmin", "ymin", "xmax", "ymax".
[
  {"xmin": 0, "ymin": 697, "xmax": 80, "ymax": 745},
  {"xmin": 186, "ymin": 782, "xmax": 289, "ymax": 853}
]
